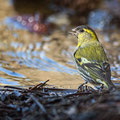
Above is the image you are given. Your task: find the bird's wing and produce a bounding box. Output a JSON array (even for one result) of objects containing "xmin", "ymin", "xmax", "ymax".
[{"xmin": 75, "ymin": 57, "xmax": 110, "ymax": 81}]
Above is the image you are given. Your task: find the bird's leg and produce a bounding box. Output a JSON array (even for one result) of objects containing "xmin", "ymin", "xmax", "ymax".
[
  {"xmin": 78, "ymin": 81, "xmax": 88, "ymax": 92},
  {"xmin": 98, "ymin": 84, "xmax": 104, "ymax": 92},
  {"xmin": 78, "ymin": 82, "xmax": 97, "ymax": 92}
]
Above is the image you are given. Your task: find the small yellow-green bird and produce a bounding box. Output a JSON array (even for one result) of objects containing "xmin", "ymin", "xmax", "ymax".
[{"xmin": 70, "ymin": 25, "xmax": 116, "ymax": 90}]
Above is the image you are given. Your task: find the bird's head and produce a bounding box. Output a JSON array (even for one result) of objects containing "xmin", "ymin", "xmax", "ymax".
[{"xmin": 69, "ymin": 25, "xmax": 98, "ymax": 47}]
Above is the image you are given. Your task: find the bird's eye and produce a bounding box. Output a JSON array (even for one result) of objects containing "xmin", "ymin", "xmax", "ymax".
[{"xmin": 80, "ymin": 29, "xmax": 84, "ymax": 32}]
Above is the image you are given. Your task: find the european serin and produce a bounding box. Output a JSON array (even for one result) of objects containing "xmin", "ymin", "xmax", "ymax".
[{"xmin": 70, "ymin": 25, "xmax": 116, "ymax": 90}]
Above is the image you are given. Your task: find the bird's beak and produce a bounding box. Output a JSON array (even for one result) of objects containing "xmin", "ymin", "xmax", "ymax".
[{"xmin": 69, "ymin": 28, "xmax": 78, "ymax": 37}]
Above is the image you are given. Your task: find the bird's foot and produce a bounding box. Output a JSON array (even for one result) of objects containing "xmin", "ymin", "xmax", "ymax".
[
  {"xmin": 77, "ymin": 82, "xmax": 97, "ymax": 93},
  {"xmin": 78, "ymin": 81, "xmax": 88, "ymax": 88}
]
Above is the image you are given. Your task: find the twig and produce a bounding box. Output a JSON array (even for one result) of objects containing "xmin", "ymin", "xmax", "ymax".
[
  {"xmin": 39, "ymin": 80, "xmax": 49, "ymax": 88},
  {"xmin": 30, "ymin": 80, "xmax": 49, "ymax": 90},
  {"xmin": 30, "ymin": 95, "xmax": 47, "ymax": 114},
  {"xmin": 4, "ymin": 86, "xmax": 27, "ymax": 91}
]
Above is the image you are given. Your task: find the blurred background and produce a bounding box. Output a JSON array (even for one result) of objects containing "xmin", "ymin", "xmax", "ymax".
[{"xmin": 0, "ymin": 0, "xmax": 119, "ymax": 88}]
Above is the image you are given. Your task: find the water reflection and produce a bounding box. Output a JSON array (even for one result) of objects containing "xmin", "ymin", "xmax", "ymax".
[
  {"xmin": 3, "ymin": 42, "xmax": 78, "ymax": 74},
  {"xmin": 0, "ymin": 38, "xmax": 82, "ymax": 88},
  {"xmin": 0, "ymin": 77, "xmax": 19, "ymax": 85},
  {"xmin": 0, "ymin": 64, "xmax": 25, "ymax": 78}
]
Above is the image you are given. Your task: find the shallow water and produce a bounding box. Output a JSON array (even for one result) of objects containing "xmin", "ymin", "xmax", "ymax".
[
  {"xmin": 0, "ymin": 37, "xmax": 82, "ymax": 88},
  {"xmin": 0, "ymin": 0, "xmax": 119, "ymax": 89}
]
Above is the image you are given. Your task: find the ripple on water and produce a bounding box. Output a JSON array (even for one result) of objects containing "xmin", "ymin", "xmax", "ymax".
[
  {"xmin": 0, "ymin": 77, "xmax": 19, "ymax": 85},
  {"xmin": 0, "ymin": 40, "xmax": 81, "ymax": 87},
  {"xmin": 3, "ymin": 42, "xmax": 78, "ymax": 74},
  {"xmin": 0, "ymin": 65, "xmax": 25, "ymax": 78}
]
